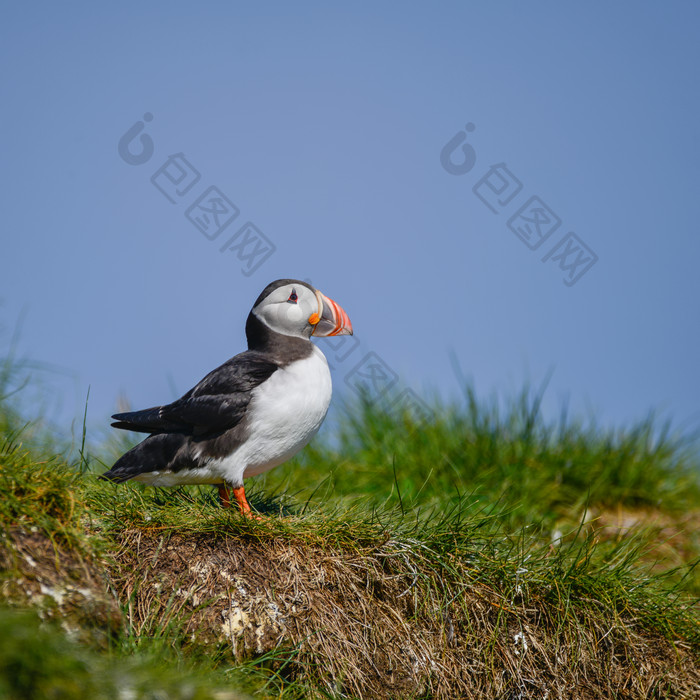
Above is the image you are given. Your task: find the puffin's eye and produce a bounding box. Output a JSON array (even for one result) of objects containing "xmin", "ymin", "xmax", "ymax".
[{"xmin": 287, "ymin": 289, "xmax": 298, "ymax": 303}]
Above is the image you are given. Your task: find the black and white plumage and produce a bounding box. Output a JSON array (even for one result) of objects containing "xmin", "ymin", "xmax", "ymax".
[{"xmin": 100, "ymin": 279, "xmax": 353, "ymax": 515}]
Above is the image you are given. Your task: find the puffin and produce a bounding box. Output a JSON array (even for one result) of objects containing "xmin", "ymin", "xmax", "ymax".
[{"xmin": 100, "ymin": 279, "xmax": 353, "ymax": 516}]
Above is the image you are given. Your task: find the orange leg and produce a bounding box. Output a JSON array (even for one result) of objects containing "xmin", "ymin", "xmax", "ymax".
[
  {"xmin": 218, "ymin": 483, "xmax": 232, "ymax": 508},
  {"xmin": 232, "ymin": 486, "xmax": 252, "ymax": 515},
  {"xmin": 218, "ymin": 483, "xmax": 260, "ymax": 518}
]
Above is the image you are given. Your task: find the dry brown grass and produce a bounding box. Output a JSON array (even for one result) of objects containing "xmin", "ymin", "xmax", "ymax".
[
  {"xmin": 0, "ymin": 526, "xmax": 122, "ymax": 646},
  {"xmin": 108, "ymin": 528, "xmax": 700, "ymax": 699}
]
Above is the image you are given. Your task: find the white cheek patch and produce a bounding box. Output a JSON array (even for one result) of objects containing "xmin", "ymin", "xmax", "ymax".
[
  {"xmin": 284, "ymin": 304, "xmax": 304, "ymax": 323},
  {"xmin": 264, "ymin": 303, "xmax": 304, "ymax": 327},
  {"xmin": 256, "ymin": 302, "xmax": 310, "ymax": 337}
]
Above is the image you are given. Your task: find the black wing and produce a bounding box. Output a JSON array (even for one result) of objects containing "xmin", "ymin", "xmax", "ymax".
[{"xmin": 110, "ymin": 351, "xmax": 279, "ymax": 437}]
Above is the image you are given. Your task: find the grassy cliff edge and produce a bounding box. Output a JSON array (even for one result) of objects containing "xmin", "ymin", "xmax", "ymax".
[{"xmin": 1, "ymin": 389, "xmax": 699, "ymax": 698}]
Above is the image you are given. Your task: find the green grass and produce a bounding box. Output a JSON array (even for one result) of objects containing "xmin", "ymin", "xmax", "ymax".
[
  {"xmin": 1, "ymin": 365, "xmax": 699, "ymax": 698},
  {"xmin": 77, "ymin": 479, "xmax": 698, "ymax": 696},
  {"xmin": 0, "ymin": 606, "xmax": 250, "ymax": 700},
  {"xmin": 257, "ymin": 388, "xmax": 700, "ymax": 539}
]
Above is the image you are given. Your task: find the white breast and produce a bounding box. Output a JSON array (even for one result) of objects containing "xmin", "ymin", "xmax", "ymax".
[
  {"xmin": 133, "ymin": 345, "xmax": 333, "ymax": 489},
  {"xmin": 215, "ymin": 344, "xmax": 332, "ymax": 483}
]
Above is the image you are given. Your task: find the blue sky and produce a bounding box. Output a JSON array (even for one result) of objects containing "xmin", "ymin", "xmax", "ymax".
[{"xmin": 2, "ymin": 2, "xmax": 699, "ymax": 442}]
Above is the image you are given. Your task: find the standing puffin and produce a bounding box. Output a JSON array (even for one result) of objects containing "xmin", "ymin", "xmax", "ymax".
[{"xmin": 100, "ymin": 279, "xmax": 353, "ymax": 516}]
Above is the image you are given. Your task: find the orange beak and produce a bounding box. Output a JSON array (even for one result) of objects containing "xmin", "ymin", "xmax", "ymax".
[{"xmin": 311, "ymin": 291, "xmax": 353, "ymax": 337}]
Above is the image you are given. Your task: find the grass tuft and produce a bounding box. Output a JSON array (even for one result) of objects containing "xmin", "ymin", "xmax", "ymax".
[{"xmin": 0, "ymin": 365, "xmax": 699, "ymax": 697}]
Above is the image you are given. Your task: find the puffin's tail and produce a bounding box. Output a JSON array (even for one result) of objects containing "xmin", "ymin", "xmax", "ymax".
[
  {"xmin": 110, "ymin": 406, "xmax": 171, "ymax": 434},
  {"xmin": 99, "ymin": 432, "xmax": 189, "ymax": 483}
]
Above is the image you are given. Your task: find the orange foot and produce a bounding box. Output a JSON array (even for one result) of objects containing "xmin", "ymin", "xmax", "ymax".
[{"xmin": 218, "ymin": 483, "xmax": 263, "ymax": 520}]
